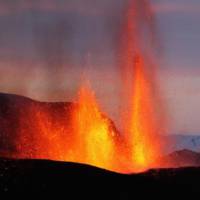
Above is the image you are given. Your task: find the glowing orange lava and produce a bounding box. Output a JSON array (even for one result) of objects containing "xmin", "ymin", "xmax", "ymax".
[
  {"xmin": 12, "ymin": 0, "xmax": 165, "ymax": 174},
  {"xmin": 127, "ymin": 55, "xmax": 162, "ymax": 172},
  {"xmin": 71, "ymin": 85, "xmax": 116, "ymax": 170},
  {"xmin": 119, "ymin": 0, "xmax": 163, "ymax": 172}
]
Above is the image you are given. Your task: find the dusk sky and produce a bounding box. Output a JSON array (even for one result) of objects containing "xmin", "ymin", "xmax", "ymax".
[{"xmin": 0, "ymin": 0, "xmax": 199, "ymax": 134}]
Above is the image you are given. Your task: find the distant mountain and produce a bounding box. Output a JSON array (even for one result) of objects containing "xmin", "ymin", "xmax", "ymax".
[
  {"xmin": 165, "ymin": 135, "xmax": 200, "ymax": 153},
  {"xmin": 159, "ymin": 149, "xmax": 200, "ymax": 168}
]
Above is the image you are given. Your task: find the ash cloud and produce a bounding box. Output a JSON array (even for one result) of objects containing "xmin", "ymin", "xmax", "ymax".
[
  {"xmin": 0, "ymin": 0, "xmax": 199, "ymax": 134},
  {"xmin": 0, "ymin": 0, "xmax": 127, "ymax": 101}
]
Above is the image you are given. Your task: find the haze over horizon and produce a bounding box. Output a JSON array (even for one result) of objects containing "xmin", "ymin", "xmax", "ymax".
[{"xmin": 0, "ymin": 0, "xmax": 199, "ymax": 135}]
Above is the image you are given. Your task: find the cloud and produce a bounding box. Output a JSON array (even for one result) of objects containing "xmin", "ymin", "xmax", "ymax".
[
  {"xmin": 0, "ymin": 0, "xmax": 200, "ymax": 16},
  {"xmin": 153, "ymin": 2, "xmax": 200, "ymax": 14},
  {"xmin": 0, "ymin": 0, "xmax": 123, "ymax": 16}
]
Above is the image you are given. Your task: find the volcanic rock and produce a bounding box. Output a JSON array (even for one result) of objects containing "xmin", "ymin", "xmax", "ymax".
[{"xmin": 0, "ymin": 158, "xmax": 199, "ymax": 197}]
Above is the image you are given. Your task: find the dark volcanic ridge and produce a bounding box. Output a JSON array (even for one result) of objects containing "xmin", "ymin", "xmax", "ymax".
[
  {"xmin": 0, "ymin": 157, "xmax": 200, "ymax": 195},
  {"xmin": 0, "ymin": 92, "xmax": 73, "ymax": 154},
  {"xmin": 0, "ymin": 93, "xmax": 200, "ymax": 195},
  {"xmin": 0, "ymin": 92, "xmax": 118, "ymax": 157}
]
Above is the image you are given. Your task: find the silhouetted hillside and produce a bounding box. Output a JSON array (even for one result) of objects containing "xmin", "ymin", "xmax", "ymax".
[
  {"xmin": 0, "ymin": 93, "xmax": 199, "ymax": 197},
  {"xmin": 0, "ymin": 158, "xmax": 199, "ymax": 197}
]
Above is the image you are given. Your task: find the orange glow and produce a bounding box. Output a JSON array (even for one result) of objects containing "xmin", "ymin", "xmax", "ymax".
[
  {"xmin": 17, "ymin": 104, "xmax": 73, "ymax": 161},
  {"xmin": 71, "ymin": 85, "xmax": 116, "ymax": 170},
  {"xmin": 15, "ymin": 76, "xmax": 162, "ymax": 173},
  {"xmin": 11, "ymin": 0, "xmax": 165, "ymax": 174},
  {"xmin": 127, "ymin": 55, "xmax": 162, "ymax": 172},
  {"xmin": 16, "ymin": 84, "xmax": 120, "ymax": 172},
  {"xmin": 119, "ymin": 0, "xmax": 163, "ymax": 172}
]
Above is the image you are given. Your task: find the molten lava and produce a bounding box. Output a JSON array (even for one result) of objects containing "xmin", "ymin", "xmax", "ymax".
[
  {"xmin": 10, "ymin": 0, "xmax": 166, "ymax": 173},
  {"xmin": 127, "ymin": 55, "xmax": 162, "ymax": 171},
  {"xmin": 16, "ymin": 84, "xmax": 119, "ymax": 172},
  {"xmin": 71, "ymin": 85, "xmax": 116, "ymax": 170},
  {"xmin": 119, "ymin": 0, "xmax": 163, "ymax": 172}
]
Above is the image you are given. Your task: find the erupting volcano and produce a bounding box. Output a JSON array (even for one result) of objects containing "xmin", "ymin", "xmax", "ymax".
[{"xmin": 2, "ymin": 0, "xmax": 167, "ymax": 174}]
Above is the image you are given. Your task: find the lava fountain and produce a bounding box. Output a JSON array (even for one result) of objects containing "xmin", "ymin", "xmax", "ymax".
[
  {"xmin": 16, "ymin": 83, "xmax": 120, "ymax": 172},
  {"xmin": 119, "ymin": 0, "xmax": 165, "ymax": 172},
  {"xmin": 124, "ymin": 55, "xmax": 163, "ymax": 172},
  {"xmin": 71, "ymin": 85, "xmax": 116, "ymax": 170},
  {"xmin": 8, "ymin": 0, "xmax": 167, "ymax": 174}
]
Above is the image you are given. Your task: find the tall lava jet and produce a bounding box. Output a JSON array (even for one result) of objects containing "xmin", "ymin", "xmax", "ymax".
[{"xmin": 119, "ymin": 0, "xmax": 166, "ymax": 172}]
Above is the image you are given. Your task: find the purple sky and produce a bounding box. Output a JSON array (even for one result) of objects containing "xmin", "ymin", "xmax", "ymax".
[{"xmin": 0, "ymin": 0, "xmax": 199, "ymax": 134}]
